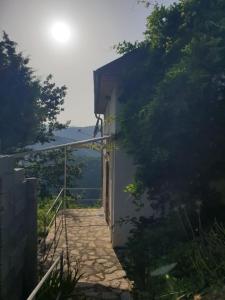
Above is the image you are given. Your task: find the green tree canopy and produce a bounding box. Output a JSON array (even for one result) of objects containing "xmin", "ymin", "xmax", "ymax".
[
  {"xmin": 0, "ymin": 32, "xmax": 67, "ymax": 153},
  {"xmin": 23, "ymin": 149, "xmax": 83, "ymax": 198},
  {"xmin": 118, "ymin": 0, "xmax": 225, "ymax": 221}
]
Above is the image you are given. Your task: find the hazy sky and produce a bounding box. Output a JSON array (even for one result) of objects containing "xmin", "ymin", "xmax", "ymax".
[{"xmin": 0, "ymin": 0, "xmax": 173, "ymax": 126}]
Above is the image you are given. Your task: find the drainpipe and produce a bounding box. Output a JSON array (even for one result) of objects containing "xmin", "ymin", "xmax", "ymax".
[
  {"xmin": 94, "ymin": 113, "xmax": 104, "ymax": 210},
  {"xmin": 63, "ymin": 145, "xmax": 68, "ymax": 209},
  {"xmin": 94, "ymin": 114, "xmax": 103, "ymax": 137}
]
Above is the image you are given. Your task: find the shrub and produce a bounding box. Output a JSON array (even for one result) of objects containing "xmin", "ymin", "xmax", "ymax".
[
  {"xmin": 37, "ymin": 259, "xmax": 85, "ymax": 300},
  {"xmin": 123, "ymin": 212, "xmax": 225, "ymax": 299}
]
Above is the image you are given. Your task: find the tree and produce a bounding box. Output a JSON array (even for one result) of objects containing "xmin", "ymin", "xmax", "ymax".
[
  {"xmin": 23, "ymin": 149, "xmax": 83, "ymax": 198},
  {"xmin": 0, "ymin": 32, "xmax": 67, "ymax": 153},
  {"xmin": 118, "ymin": 0, "xmax": 225, "ymax": 222}
]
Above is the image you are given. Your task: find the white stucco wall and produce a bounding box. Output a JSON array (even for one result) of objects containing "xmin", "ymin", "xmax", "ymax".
[
  {"xmin": 112, "ymin": 149, "xmax": 154, "ymax": 247},
  {"xmin": 102, "ymin": 86, "xmax": 154, "ymax": 247}
]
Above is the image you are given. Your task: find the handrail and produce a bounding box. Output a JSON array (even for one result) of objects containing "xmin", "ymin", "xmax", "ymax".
[
  {"xmin": 41, "ymin": 187, "xmax": 102, "ymax": 240},
  {"xmin": 27, "ymin": 252, "xmax": 63, "ymax": 300},
  {"xmin": 42, "ymin": 225, "xmax": 63, "ymax": 265},
  {"xmin": 10, "ymin": 135, "xmax": 110, "ymax": 158},
  {"xmin": 39, "ymin": 188, "xmax": 65, "ymax": 265},
  {"xmin": 38, "ymin": 186, "xmax": 102, "ymax": 289},
  {"xmin": 45, "ymin": 187, "xmax": 101, "ymax": 225},
  {"xmin": 46, "ymin": 199, "xmax": 63, "ymax": 231},
  {"xmin": 25, "ymin": 135, "xmax": 106, "ymax": 299},
  {"xmin": 46, "ymin": 188, "xmax": 64, "ymax": 216}
]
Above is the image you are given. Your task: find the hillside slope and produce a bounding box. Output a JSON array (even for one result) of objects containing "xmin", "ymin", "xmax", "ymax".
[{"xmin": 31, "ymin": 126, "xmax": 100, "ymax": 158}]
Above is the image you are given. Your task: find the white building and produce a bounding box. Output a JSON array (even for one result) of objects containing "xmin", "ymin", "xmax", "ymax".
[{"xmin": 94, "ymin": 51, "xmax": 154, "ymax": 247}]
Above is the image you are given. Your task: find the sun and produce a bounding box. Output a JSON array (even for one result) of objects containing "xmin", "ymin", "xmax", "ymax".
[{"xmin": 51, "ymin": 21, "xmax": 71, "ymax": 44}]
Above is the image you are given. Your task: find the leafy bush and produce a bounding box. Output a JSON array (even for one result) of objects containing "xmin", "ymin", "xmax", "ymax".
[
  {"xmin": 22, "ymin": 149, "xmax": 83, "ymax": 198},
  {"xmin": 118, "ymin": 0, "xmax": 225, "ymax": 223},
  {"xmin": 122, "ymin": 211, "xmax": 225, "ymax": 299},
  {"xmin": 37, "ymin": 198, "xmax": 55, "ymax": 238},
  {"xmin": 37, "ymin": 260, "xmax": 85, "ymax": 300}
]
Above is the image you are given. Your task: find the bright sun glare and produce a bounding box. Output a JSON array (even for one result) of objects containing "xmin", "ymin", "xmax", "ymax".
[{"xmin": 51, "ymin": 22, "xmax": 71, "ymax": 44}]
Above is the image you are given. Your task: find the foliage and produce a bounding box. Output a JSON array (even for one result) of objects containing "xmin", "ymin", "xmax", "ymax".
[
  {"xmin": 114, "ymin": 40, "xmax": 146, "ymax": 55},
  {"xmin": 122, "ymin": 211, "xmax": 225, "ymax": 299},
  {"xmin": 124, "ymin": 182, "xmax": 144, "ymax": 199},
  {"xmin": 37, "ymin": 195, "xmax": 101, "ymax": 239},
  {"xmin": 37, "ymin": 198, "xmax": 54, "ymax": 238},
  {"xmin": 117, "ymin": 1, "xmax": 225, "ymax": 297},
  {"xmin": 65, "ymin": 197, "xmax": 102, "ymax": 209},
  {"xmin": 0, "ymin": 32, "xmax": 67, "ymax": 153},
  {"xmin": 76, "ymin": 155, "xmax": 101, "ymax": 189},
  {"xmin": 36, "ymin": 259, "xmax": 85, "ymax": 300},
  {"xmin": 118, "ymin": 0, "xmax": 225, "ymax": 222},
  {"xmin": 22, "ymin": 149, "xmax": 83, "ymax": 197}
]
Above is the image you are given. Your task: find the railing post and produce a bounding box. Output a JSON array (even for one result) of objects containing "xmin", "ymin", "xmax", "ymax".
[
  {"xmin": 64, "ymin": 146, "xmax": 67, "ymax": 207},
  {"xmin": 60, "ymin": 252, "xmax": 64, "ymax": 286},
  {"xmin": 54, "ymin": 213, "xmax": 57, "ymax": 250},
  {"xmin": 43, "ymin": 214, "xmax": 47, "ymax": 255}
]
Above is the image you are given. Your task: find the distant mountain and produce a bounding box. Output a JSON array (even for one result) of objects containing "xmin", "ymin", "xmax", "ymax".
[
  {"xmin": 30, "ymin": 126, "xmax": 100, "ymax": 157},
  {"xmin": 31, "ymin": 136, "xmax": 74, "ymax": 150},
  {"xmin": 55, "ymin": 126, "xmax": 96, "ymax": 140},
  {"xmin": 29, "ymin": 126, "xmax": 101, "ymax": 190}
]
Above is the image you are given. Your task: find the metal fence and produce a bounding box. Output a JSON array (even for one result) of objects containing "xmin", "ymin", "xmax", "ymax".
[
  {"xmin": 39, "ymin": 187, "xmax": 102, "ymax": 264},
  {"xmin": 24, "ymin": 136, "xmax": 109, "ymax": 299},
  {"xmin": 27, "ymin": 252, "xmax": 64, "ymax": 300},
  {"xmin": 28, "ymin": 186, "xmax": 102, "ymax": 300},
  {"xmin": 40, "ymin": 188, "xmax": 64, "ymax": 265},
  {"xmin": 64, "ymin": 187, "xmax": 102, "ymax": 206}
]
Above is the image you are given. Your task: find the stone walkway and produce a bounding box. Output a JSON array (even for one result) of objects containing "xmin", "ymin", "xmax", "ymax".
[{"xmin": 47, "ymin": 208, "xmax": 132, "ymax": 300}]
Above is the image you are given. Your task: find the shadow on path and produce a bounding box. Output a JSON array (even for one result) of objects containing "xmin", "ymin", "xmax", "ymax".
[{"xmin": 47, "ymin": 208, "xmax": 132, "ymax": 300}]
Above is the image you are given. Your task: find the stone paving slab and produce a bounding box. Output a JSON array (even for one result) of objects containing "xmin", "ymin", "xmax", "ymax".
[{"xmin": 46, "ymin": 208, "xmax": 132, "ymax": 300}]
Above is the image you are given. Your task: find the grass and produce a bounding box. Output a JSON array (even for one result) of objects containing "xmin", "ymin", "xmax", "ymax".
[
  {"xmin": 64, "ymin": 197, "xmax": 102, "ymax": 209},
  {"xmin": 38, "ymin": 198, "xmax": 55, "ymax": 238},
  {"xmin": 36, "ymin": 259, "xmax": 86, "ymax": 300}
]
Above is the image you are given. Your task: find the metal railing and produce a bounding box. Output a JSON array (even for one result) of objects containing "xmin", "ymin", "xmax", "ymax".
[
  {"xmin": 46, "ymin": 188, "xmax": 64, "ymax": 231},
  {"xmin": 11, "ymin": 136, "xmax": 110, "ymax": 158},
  {"xmin": 27, "ymin": 252, "xmax": 64, "ymax": 300},
  {"xmin": 24, "ymin": 136, "xmax": 108, "ymax": 300},
  {"xmin": 32, "ymin": 186, "xmax": 102, "ymax": 300},
  {"xmin": 39, "ymin": 186, "xmax": 102, "ymax": 264},
  {"xmin": 64, "ymin": 187, "xmax": 102, "ymax": 206},
  {"xmin": 40, "ymin": 188, "xmax": 65, "ymax": 265}
]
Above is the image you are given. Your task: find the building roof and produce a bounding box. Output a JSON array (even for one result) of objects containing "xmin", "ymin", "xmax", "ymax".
[{"xmin": 93, "ymin": 48, "xmax": 147, "ymax": 114}]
